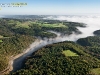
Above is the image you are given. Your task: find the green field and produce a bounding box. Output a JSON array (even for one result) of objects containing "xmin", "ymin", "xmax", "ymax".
[
  {"xmin": 91, "ymin": 68, "xmax": 100, "ymax": 75},
  {"xmin": 8, "ymin": 20, "xmax": 68, "ymax": 29},
  {"xmin": 0, "ymin": 35, "xmax": 3, "ymax": 42},
  {"xmin": 40, "ymin": 23, "xmax": 67, "ymax": 28},
  {"xmin": 0, "ymin": 40, "xmax": 3, "ymax": 42},
  {"xmin": 63, "ymin": 50, "xmax": 78, "ymax": 56},
  {"xmin": 30, "ymin": 21, "xmax": 68, "ymax": 28},
  {"xmin": 8, "ymin": 20, "xmax": 30, "ymax": 28},
  {"xmin": 16, "ymin": 21, "xmax": 30, "ymax": 28}
]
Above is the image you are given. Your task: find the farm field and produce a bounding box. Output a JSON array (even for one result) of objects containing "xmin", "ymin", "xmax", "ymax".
[
  {"xmin": 63, "ymin": 50, "xmax": 79, "ymax": 56},
  {"xmin": 40, "ymin": 23, "xmax": 67, "ymax": 28}
]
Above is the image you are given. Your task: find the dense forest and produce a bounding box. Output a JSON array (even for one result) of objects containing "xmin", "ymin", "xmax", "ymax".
[
  {"xmin": 0, "ymin": 18, "xmax": 85, "ymax": 37},
  {"xmin": 1, "ymin": 17, "xmax": 100, "ymax": 75},
  {"xmin": 77, "ymin": 36, "xmax": 100, "ymax": 59},
  {"xmin": 77, "ymin": 35, "xmax": 100, "ymax": 75},
  {"xmin": 10, "ymin": 41, "xmax": 100, "ymax": 75},
  {"xmin": 0, "ymin": 34, "xmax": 35, "ymax": 71},
  {"xmin": 0, "ymin": 18, "xmax": 85, "ymax": 73}
]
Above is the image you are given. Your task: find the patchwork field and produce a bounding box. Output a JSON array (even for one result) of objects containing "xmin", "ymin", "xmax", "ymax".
[
  {"xmin": 40, "ymin": 23, "xmax": 67, "ymax": 28},
  {"xmin": 16, "ymin": 21, "xmax": 30, "ymax": 28},
  {"xmin": 63, "ymin": 50, "xmax": 79, "ymax": 56},
  {"xmin": 9, "ymin": 20, "xmax": 68, "ymax": 29}
]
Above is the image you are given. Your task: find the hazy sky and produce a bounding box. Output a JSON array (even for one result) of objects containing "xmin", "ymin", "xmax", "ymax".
[{"xmin": 0, "ymin": 0, "xmax": 100, "ymax": 15}]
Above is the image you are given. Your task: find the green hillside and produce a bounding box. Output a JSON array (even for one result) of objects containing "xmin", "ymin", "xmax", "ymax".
[{"xmin": 11, "ymin": 41, "xmax": 100, "ymax": 75}]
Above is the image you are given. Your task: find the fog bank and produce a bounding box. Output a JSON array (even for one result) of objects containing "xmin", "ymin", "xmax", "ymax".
[
  {"xmin": 45, "ymin": 15, "xmax": 100, "ymax": 41},
  {"xmin": 11, "ymin": 15, "xmax": 100, "ymax": 73}
]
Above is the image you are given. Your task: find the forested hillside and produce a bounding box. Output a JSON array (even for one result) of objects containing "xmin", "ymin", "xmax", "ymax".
[
  {"xmin": 77, "ymin": 35, "xmax": 100, "ymax": 74},
  {"xmin": 0, "ymin": 18, "xmax": 36, "ymax": 72},
  {"xmin": 0, "ymin": 18, "xmax": 85, "ymax": 72},
  {"xmin": 0, "ymin": 18, "xmax": 85, "ymax": 38},
  {"xmin": 11, "ymin": 41, "xmax": 100, "ymax": 75},
  {"xmin": 77, "ymin": 36, "xmax": 100, "ymax": 59}
]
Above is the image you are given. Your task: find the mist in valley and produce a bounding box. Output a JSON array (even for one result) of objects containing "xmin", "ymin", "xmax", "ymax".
[
  {"xmin": 3, "ymin": 15, "xmax": 100, "ymax": 72},
  {"xmin": 45, "ymin": 15, "xmax": 100, "ymax": 41}
]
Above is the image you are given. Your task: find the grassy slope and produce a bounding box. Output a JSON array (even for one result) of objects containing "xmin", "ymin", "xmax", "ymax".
[
  {"xmin": 91, "ymin": 68, "xmax": 100, "ymax": 75},
  {"xmin": 30, "ymin": 21, "xmax": 68, "ymax": 28},
  {"xmin": 0, "ymin": 35, "xmax": 3, "ymax": 42},
  {"xmin": 0, "ymin": 40, "xmax": 3, "ymax": 42},
  {"xmin": 8, "ymin": 20, "xmax": 30, "ymax": 28},
  {"xmin": 11, "ymin": 21, "xmax": 67, "ymax": 29},
  {"xmin": 16, "ymin": 21, "xmax": 30, "ymax": 28},
  {"xmin": 40, "ymin": 23, "xmax": 67, "ymax": 28},
  {"xmin": 63, "ymin": 50, "xmax": 79, "ymax": 56}
]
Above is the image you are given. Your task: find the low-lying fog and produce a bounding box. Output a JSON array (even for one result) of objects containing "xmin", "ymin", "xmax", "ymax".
[
  {"xmin": 45, "ymin": 15, "xmax": 100, "ymax": 41},
  {"xmin": 2, "ymin": 15, "xmax": 100, "ymax": 72}
]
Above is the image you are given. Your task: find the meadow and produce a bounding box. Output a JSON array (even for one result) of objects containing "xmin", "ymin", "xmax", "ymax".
[{"xmin": 63, "ymin": 50, "xmax": 78, "ymax": 56}]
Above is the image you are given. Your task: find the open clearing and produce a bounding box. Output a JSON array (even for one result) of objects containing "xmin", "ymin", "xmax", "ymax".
[
  {"xmin": 9, "ymin": 20, "xmax": 68, "ymax": 29},
  {"xmin": 16, "ymin": 21, "xmax": 30, "ymax": 28},
  {"xmin": 8, "ymin": 20, "xmax": 30, "ymax": 28},
  {"xmin": 91, "ymin": 68, "xmax": 100, "ymax": 75},
  {"xmin": 40, "ymin": 23, "xmax": 67, "ymax": 28},
  {"xmin": 0, "ymin": 40, "xmax": 3, "ymax": 42},
  {"xmin": 63, "ymin": 50, "xmax": 78, "ymax": 56},
  {"xmin": 0, "ymin": 35, "xmax": 3, "ymax": 38}
]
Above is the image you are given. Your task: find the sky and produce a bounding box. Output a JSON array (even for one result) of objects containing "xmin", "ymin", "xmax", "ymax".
[{"xmin": 0, "ymin": 0, "xmax": 100, "ymax": 15}]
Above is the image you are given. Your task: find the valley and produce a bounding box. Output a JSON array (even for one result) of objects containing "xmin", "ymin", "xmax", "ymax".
[{"xmin": 0, "ymin": 15, "xmax": 100, "ymax": 75}]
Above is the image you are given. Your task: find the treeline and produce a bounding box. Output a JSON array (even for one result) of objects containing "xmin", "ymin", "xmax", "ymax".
[{"xmin": 11, "ymin": 41, "xmax": 100, "ymax": 75}]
